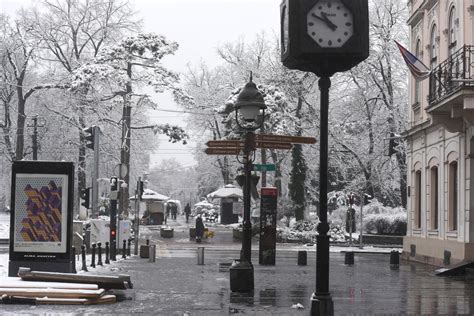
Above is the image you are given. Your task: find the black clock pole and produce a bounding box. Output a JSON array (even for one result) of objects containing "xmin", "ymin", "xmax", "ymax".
[{"xmin": 311, "ymin": 76, "xmax": 334, "ymax": 316}]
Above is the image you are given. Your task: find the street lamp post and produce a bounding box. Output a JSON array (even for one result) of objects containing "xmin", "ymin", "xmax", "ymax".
[{"xmin": 229, "ymin": 74, "xmax": 266, "ymax": 293}]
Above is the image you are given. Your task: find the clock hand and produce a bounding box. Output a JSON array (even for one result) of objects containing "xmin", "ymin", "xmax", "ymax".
[
  {"xmin": 311, "ymin": 12, "xmax": 337, "ymax": 31},
  {"xmin": 320, "ymin": 12, "xmax": 338, "ymax": 31}
]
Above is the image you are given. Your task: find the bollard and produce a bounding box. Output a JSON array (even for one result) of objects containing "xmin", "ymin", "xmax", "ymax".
[
  {"xmin": 91, "ymin": 243, "xmax": 96, "ymax": 268},
  {"xmin": 81, "ymin": 245, "xmax": 88, "ymax": 272},
  {"xmin": 105, "ymin": 242, "xmax": 110, "ymax": 264},
  {"xmin": 72, "ymin": 246, "xmax": 77, "ymax": 274},
  {"xmin": 390, "ymin": 250, "xmax": 400, "ymax": 269},
  {"xmin": 197, "ymin": 247, "xmax": 205, "ymax": 265},
  {"xmin": 122, "ymin": 240, "xmax": 127, "ymax": 259},
  {"xmin": 297, "ymin": 250, "xmax": 307, "ymax": 266},
  {"xmin": 127, "ymin": 238, "xmax": 131, "ymax": 257},
  {"xmin": 344, "ymin": 252, "xmax": 354, "ymax": 265},
  {"xmin": 97, "ymin": 242, "xmax": 103, "ymax": 266},
  {"xmin": 148, "ymin": 245, "xmax": 156, "ymax": 262}
]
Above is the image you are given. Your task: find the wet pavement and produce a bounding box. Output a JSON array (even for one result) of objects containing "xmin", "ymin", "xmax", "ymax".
[{"xmin": 1, "ymin": 216, "xmax": 474, "ymax": 314}]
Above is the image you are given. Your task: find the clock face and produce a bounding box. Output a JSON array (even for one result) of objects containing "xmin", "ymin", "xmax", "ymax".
[
  {"xmin": 281, "ymin": 3, "xmax": 289, "ymax": 54},
  {"xmin": 306, "ymin": 0, "xmax": 354, "ymax": 48}
]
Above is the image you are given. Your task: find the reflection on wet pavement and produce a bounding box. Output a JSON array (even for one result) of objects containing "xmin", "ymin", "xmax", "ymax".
[{"xmin": 227, "ymin": 252, "xmax": 474, "ymax": 314}]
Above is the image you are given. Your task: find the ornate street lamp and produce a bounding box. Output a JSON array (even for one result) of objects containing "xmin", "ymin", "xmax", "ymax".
[{"xmin": 230, "ymin": 74, "xmax": 266, "ymax": 293}]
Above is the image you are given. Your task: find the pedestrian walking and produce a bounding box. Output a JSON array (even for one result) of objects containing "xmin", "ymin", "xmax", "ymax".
[
  {"xmin": 195, "ymin": 215, "xmax": 205, "ymax": 243},
  {"xmin": 184, "ymin": 203, "xmax": 191, "ymax": 223},
  {"xmin": 166, "ymin": 202, "xmax": 171, "ymax": 221},
  {"xmin": 172, "ymin": 203, "xmax": 177, "ymax": 220}
]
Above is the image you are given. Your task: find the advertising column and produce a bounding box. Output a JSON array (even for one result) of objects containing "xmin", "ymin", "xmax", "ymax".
[
  {"xmin": 259, "ymin": 187, "xmax": 278, "ymax": 265},
  {"xmin": 8, "ymin": 161, "xmax": 74, "ymax": 276}
]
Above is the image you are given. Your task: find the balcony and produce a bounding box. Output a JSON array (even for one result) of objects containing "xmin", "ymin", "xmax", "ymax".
[{"xmin": 427, "ymin": 45, "xmax": 474, "ymax": 132}]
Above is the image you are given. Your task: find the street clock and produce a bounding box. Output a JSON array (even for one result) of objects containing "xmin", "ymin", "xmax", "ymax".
[{"xmin": 281, "ymin": 0, "xmax": 369, "ymax": 77}]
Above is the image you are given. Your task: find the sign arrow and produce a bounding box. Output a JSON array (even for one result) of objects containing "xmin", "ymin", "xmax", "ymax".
[
  {"xmin": 255, "ymin": 134, "xmax": 317, "ymax": 144},
  {"xmin": 206, "ymin": 140, "xmax": 243, "ymax": 147},
  {"xmin": 206, "ymin": 140, "xmax": 292, "ymax": 150},
  {"xmin": 255, "ymin": 142, "xmax": 292, "ymax": 150},
  {"xmin": 204, "ymin": 147, "xmax": 241, "ymax": 155}
]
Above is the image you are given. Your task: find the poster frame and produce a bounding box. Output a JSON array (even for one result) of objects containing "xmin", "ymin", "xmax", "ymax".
[{"xmin": 8, "ymin": 161, "xmax": 74, "ymax": 276}]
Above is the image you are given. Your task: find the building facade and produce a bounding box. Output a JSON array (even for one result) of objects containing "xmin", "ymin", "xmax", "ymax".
[{"xmin": 403, "ymin": 0, "xmax": 474, "ymax": 266}]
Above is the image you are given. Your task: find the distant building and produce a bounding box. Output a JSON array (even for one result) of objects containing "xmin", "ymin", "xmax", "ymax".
[{"xmin": 403, "ymin": 0, "xmax": 474, "ymax": 266}]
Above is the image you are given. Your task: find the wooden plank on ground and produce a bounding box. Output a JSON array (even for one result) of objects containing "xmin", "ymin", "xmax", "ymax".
[
  {"xmin": 1, "ymin": 294, "xmax": 116, "ymax": 305},
  {"xmin": 0, "ymin": 287, "xmax": 105, "ymax": 299},
  {"xmin": 18, "ymin": 268, "xmax": 132, "ymax": 289},
  {"xmin": 0, "ymin": 277, "xmax": 98, "ymax": 290}
]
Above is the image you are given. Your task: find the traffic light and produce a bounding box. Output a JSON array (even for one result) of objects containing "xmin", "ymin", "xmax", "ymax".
[
  {"xmin": 80, "ymin": 187, "xmax": 91, "ymax": 209},
  {"xmin": 138, "ymin": 180, "xmax": 144, "ymax": 200},
  {"xmin": 364, "ymin": 194, "xmax": 371, "ymax": 205},
  {"xmin": 388, "ymin": 132, "xmax": 398, "ymax": 156},
  {"xmin": 83, "ymin": 126, "xmax": 94, "ymax": 150}
]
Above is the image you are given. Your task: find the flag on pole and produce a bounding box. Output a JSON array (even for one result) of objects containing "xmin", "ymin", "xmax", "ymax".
[{"xmin": 395, "ymin": 40, "xmax": 431, "ymax": 80}]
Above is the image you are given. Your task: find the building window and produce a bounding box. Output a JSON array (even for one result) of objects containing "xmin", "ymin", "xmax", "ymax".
[
  {"xmin": 448, "ymin": 161, "xmax": 458, "ymax": 231},
  {"xmin": 415, "ymin": 170, "xmax": 422, "ymax": 229},
  {"xmin": 430, "ymin": 24, "xmax": 438, "ymax": 69},
  {"xmin": 448, "ymin": 7, "xmax": 457, "ymax": 56},
  {"xmin": 430, "ymin": 166, "xmax": 438, "ymax": 230}
]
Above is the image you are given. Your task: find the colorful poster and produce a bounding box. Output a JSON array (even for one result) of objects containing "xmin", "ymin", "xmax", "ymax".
[{"xmin": 13, "ymin": 174, "xmax": 68, "ymax": 253}]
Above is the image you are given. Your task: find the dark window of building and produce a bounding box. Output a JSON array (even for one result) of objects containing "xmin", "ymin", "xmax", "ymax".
[
  {"xmin": 430, "ymin": 166, "xmax": 438, "ymax": 230},
  {"xmin": 448, "ymin": 161, "xmax": 458, "ymax": 231},
  {"xmin": 415, "ymin": 170, "xmax": 422, "ymax": 229}
]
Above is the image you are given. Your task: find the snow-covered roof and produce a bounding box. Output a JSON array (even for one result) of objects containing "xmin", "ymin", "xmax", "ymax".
[
  {"xmin": 193, "ymin": 200, "xmax": 215, "ymax": 208},
  {"xmin": 207, "ymin": 184, "xmax": 243, "ymax": 200},
  {"xmin": 130, "ymin": 188, "xmax": 169, "ymax": 201}
]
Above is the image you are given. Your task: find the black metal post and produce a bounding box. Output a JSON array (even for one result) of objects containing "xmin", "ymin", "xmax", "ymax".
[
  {"xmin": 127, "ymin": 238, "xmax": 131, "ymax": 257},
  {"xmin": 110, "ymin": 177, "xmax": 118, "ymax": 261},
  {"xmin": 229, "ymin": 131, "xmax": 255, "ymax": 293},
  {"xmin": 97, "ymin": 242, "xmax": 103, "ymax": 266},
  {"xmin": 105, "ymin": 242, "xmax": 110, "ymax": 264},
  {"xmin": 72, "ymin": 246, "xmax": 77, "ymax": 274},
  {"xmin": 81, "ymin": 245, "xmax": 88, "ymax": 272},
  {"xmin": 91, "ymin": 243, "xmax": 96, "ymax": 268},
  {"xmin": 241, "ymin": 132, "xmax": 254, "ymax": 263},
  {"xmin": 311, "ymin": 76, "xmax": 334, "ymax": 315},
  {"xmin": 122, "ymin": 240, "xmax": 127, "ymax": 259}
]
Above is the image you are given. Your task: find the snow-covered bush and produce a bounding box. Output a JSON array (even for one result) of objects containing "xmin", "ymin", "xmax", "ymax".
[
  {"xmin": 365, "ymin": 213, "xmax": 407, "ymax": 235},
  {"xmin": 329, "ymin": 199, "xmax": 407, "ymax": 236},
  {"xmin": 277, "ymin": 220, "xmax": 346, "ymax": 243}
]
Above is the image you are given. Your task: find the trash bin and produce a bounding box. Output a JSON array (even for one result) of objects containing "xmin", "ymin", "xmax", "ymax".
[
  {"xmin": 229, "ymin": 259, "xmax": 254, "ymax": 293},
  {"xmin": 297, "ymin": 250, "xmax": 307, "ymax": 266}
]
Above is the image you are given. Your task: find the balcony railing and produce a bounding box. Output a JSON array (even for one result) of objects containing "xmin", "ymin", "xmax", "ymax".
[{"xmin": 428, "ymin": 45, "xmax": 474, "ymax": 106}]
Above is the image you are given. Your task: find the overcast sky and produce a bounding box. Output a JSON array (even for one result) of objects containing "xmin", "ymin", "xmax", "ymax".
[{"xmin": 0, "ymin": 0, "xmax": 281, "ymax": 168}]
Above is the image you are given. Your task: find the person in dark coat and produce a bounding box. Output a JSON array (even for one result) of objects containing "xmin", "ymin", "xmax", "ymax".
[
  {"xmin": 195, "ymin": 215, "xmax": 205, "ymax": 243},
  {"xmin": 184, "ymin": 203, "xmax": 191, "ymax": 223}
]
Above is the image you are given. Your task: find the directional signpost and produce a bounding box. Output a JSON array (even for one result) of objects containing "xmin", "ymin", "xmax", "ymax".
[
  {"xmin": 204, "ymin": 147, "xmax": 241, "ymax": 155},
  {"xmin": 255, "ymin": 134, "xmax": 317, "ymax": 144},
  {"xmin": 205, "ymin": 134, "xmax": 316, "ymax": 156}
]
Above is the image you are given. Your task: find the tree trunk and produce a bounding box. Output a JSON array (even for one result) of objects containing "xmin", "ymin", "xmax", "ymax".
[
  {"xmin": 15, "ymin": 95, "xmax": 26, "ymax": 160},
  {"xmin": 119, "ymin": 63, "xmax": 133, "ymax": 218}
]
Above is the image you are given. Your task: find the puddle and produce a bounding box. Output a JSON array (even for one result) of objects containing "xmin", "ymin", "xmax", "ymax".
[
  {"xmin": 230, "ymin": 291, "xmax": 255, "ymax": 306},
  {"xmin": 259, "ymin": 288, "xmax": 277, "ymax": 306}
]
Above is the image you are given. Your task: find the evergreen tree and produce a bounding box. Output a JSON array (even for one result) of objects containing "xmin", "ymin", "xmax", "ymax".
[{"xmin": 289, "ymin": 143, "xmax": 307, "ymax": 221}]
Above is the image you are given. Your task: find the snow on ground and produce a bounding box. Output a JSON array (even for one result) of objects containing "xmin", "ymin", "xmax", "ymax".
[{"xmin": 0, "ymin": 213, "xmax": 9, "ymax": 239}]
